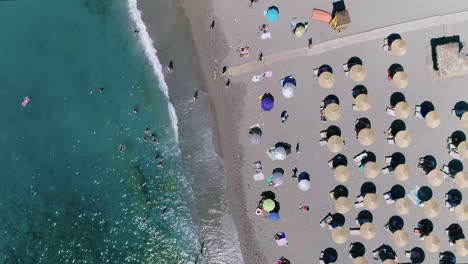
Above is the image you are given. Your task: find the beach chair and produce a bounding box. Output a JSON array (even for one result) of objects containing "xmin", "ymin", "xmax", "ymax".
[
  {"xmin": 350, "ymin": 228, "xmax": 361, "ymax": 235},
  {"xmin": 387, "ymin": 137, "xmax": 396, "ymax": 145},
  {"xmin": 382, "ymin": 167, "xmax": 391, "ymax": 174},
  {"xmin": 319, "ymin": 139, "xmax": 327, "ymax": 146},
  {"xmin": 441, "ymin": 165, "xmax": 451, "ymax": 179},
  {"xmin": 449, "ymin": 149, "xmax": 462, "ymax": 160},
  {"xmin": 320, "ymin": 130, "xmax": 327, "ymax": 139},
  {"xmin": 385, "ymin": 156, "xmax": 392, "ymax": 164},
  {"xmin": 354, "ymin": 201, "xmax": 364, "ymax": 208},
  {"xmin": 386, "ymin": 107, "xmax": 396, "ymax": 117},
  {"xmin": 313, "ymin": 68, "xmax": 320, "ymax": 77},
  {"xmin": 352, "ymin": 104, "xmax": 359, "ymax": 111},
  {"xmin": 342, "ymin": 63, "xmax": 349, "ymax": 76},
  {"xmin": 407, "ymin": 186, "xmax": 420, "ymax": 205},
  {"xmin": 353, "ymin": 151, "xmax": 367, "ymax": 163},
  {"xmin": 414, "ymin": 105, "xmax": 423, "ymax": 118}
]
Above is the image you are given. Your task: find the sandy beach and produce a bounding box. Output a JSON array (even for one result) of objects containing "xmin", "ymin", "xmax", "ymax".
[{"xmin": 176, "ymin": 0, "xmax": 468, "ymax": 263}]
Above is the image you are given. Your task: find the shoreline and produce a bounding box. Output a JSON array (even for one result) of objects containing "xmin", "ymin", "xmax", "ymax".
[{"xmin": 178, "ymin": 0, "xmax": 265, "ymax": 262}]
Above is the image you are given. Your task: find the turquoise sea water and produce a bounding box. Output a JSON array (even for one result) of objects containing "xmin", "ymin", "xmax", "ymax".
[{"xmin": 0, "ymin": 0, "xmax": 199, "ymax": 263}]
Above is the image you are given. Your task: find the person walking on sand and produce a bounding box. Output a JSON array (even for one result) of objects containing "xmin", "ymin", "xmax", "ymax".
[
  {"xmin": 225, "ymin": 79, "xmax": 231, "ymax": 87},
  {"xmin": 221, "ymin": 66, "xmax": 227, "ymax": 75},
  {"xmin": 296, "ymin": 142, "xmax": 300, "ymax": 153},
  {"xmin": 281, "ymin": 110, "xmax": 289, "ymax": 123},
  {"xmin": 292, "ymin": 166, "xmax": 298, "ymax": 178},
  {"xmin": 258, "ymin": 52, "xmax": 263, "ymax": 61},
  {"xmin": 308, "ymin": 38, "xmax": 313, "ymax": 49},
  {"xmin": 193, "ymin": 89, "xmax": 199, "ymax": 101},
  {"xmin": 210, "ymin": 20, "xmax": 215, "ymax": 29},
  {"xmin": 168, "ymin": 61, "xmax": 174, "ymax": 71}
]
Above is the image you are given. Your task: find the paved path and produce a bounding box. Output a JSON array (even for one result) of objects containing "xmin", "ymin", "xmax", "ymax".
[{"xmin": 227, "ymin": 10, "xmax": 468, "ymax": 77}]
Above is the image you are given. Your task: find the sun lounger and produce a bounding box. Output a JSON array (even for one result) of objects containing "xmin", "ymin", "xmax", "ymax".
[
  {"xmin": 449, "ymin": 149, "xmax": 462, "ymax": 160},
  {"xmin": 387, "ymin": 138, "xmax": 395, "ymax": 144},
  {"xmin": 382, "ymin": 167, "xmax": 391, "ymax": 174},
  {"xmin": 386, "ymin": 107, "xmax": 396, "ymax": 116},
  {"xmin": 414, "ymin": 105, "xmax": 423, "ymax": 118},
  {"xmin": 313, "ymin": 68, "xmax": 319, "ymax": 77},
  {"xmin": 320, "ymin": 131, "xmax": 327, "ymax": 139},
  {"xmin": 350, "ymin": 228, "xmax": 361, "ymax": 235},
  {"xmin": 319, "ymin": 139, "xmax": 327, "ymax": 146},
  {"xmin": 385, "ymin": 156, "xmax": 392, "ymax": 164},
  {"xmin": 354, "ymin": 201, "xmax": 364, "ymax": 208}
]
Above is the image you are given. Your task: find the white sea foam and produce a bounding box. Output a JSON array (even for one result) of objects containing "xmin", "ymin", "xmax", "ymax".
[{"xmin": 127, "ymin": 0, "xmax": 179, "ymax": 143}]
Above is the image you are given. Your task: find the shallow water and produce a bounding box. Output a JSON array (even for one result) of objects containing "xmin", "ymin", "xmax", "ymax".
[{"xmin": 0, "ymin": 0, "xmax": 199, "ymax": 263}]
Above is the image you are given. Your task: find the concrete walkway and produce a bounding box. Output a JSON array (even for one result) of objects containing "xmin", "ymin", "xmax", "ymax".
[{"xmin": 227, "ymin": 10, "xmax": 468, "ymax": 77}]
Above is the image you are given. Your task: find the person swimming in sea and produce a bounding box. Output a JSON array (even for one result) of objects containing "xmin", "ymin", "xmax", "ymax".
[
  {"xmin": 133, "ymin": 108, "xmax": 139, "ymax": 114},
  {"xmin": 144, "ymin": 127, "xmax": 151, "ymax": 134},
  {"xmin": 119, "ymin": 144, "xmax": 126, "ymax": 152},
  {"xmin": 168, "ymin": 61, "xmax": 174, "ymax": 71},
  {"xmin": 99, "ymin": 87, "xmax": 104, "ymax": 93}
]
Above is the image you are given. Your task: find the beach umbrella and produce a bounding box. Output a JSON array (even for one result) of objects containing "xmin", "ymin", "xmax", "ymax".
[
  {"xmin": 395, "ymin": 130, "xmax": 412, "ymax": 148},
  {"xmin": 327, "ymin": 135, "xmax": 344, "ymax": 153},
  {"xmin": 298, "ymin": 179, "xmax": 310, "ymax": 191},
  {"xmin": 334, "ymin": 165, "xmax": 350, "ymax": 182},
  {"xmin": 318, "ymin": 71, "xmax": 335, "ymax": 89},
  {"xmin": 427, "ymin": 169, "xmax": 444, "ymax": 186},
  {"xmin": 354, "ymin": 94, "xmax": 371, "ymax": 111},
  {"xmin": 272, "ymin": 171, "xmax": 284, "ymax": 186},
  {"xmin": 248, "ymin": 126, "xmax": 262, "ymax": 144},
  {"xmin": 364, "ymin": 162, "xmax": 380, "ymax": 179},
  {"xmin": 423, "ymin": 200, "xmax": 440, "ymax": 218},
  {"xmin": 458, "ymin": 141, "xmax": 468, "ymax": 158},
  {"xmin": 395, "ymin": 164, "xmax": 410, "ymax": 181},
  {"xmin": 263, "ymin": 199, "xmax": 275, "ymax": 212},
  {"xmin": 294, "ymin": 24, "xmax": 306, "ymax": 37},
  {"xmin": 353, "ymin": 257, "xmax": 368, "ymax": 264},
  {"xmin": 455, "ymin": 171, "xmax": 467, "ymax": 188},
  {"xmin": 456, "ymin": 239, "xmax": 468, "ymax": 257},
  {"xmin": 274, "ymin": 147, "xmax": 287, "ymax": 160},
  {"xmin": 331, "ymin": 227, "xmax": 349, "ymax": 244},
  {"xmin": 261, "ymin": 93, "xmax": 274, "ymax": 111},
  {"xmin": 392, "ymin": 230, "xmax": 409, "ymax": 247},
  {"xmin": 358, "ymin": 128, "xmax": 375, "ymax": 146},
  {"xmin": 409, "ymin": 247, "xmax": 425, "ymax": 264},
  {"xmin": 383, "ymin": 260, "xmax": 397, "ymax": 264},
  {"xmin": 392, "ymin": 71, "xmax": 409, "ymax": 88},
  {"xmin": 350, "ymin": 64, "xmax": 366, "ymax": 82},
  {"xmin": 268, "ymin": 212, "xmax": 280, "ymax": 222},
  {"xmin": 394, "ymin": 197, "xmax": 411, "ymax": 215},
  {"xmin": 425, "ymin": 111, "xmax": 441, "ymax": 128},
  {"xmin": 360, "ymin": 222, "xmax": 377, "ymax": 240},
  {"xmin": 440, "ymin": 251, "xmax": 456, "ymax": 264},
  {"xmin": 390, "ymin": 39, "xmax": 408, "ymax": 56},
  {"xmin": 424, "ymin": 234, "xmax": 441, "ymax": 252},
  {"xmin": 335, "ymin": 197, "xmax": 351, "ymax": 214},
  {"xmin": 266, "ymin": 6, "xmax": 279, "ymax": 22},
  {"xmin": 282, "ymin": 82, "xmax": 296, "ymax": 98},
  {"xmin": 462, "ymin": 112, "xmax": 468, "ymax": 128},
  {"xmin": 324, "ymin": 103, "xmax": 342, "ymax": 121},
  {"xmin": 395, "ymin": 101, "xmax": 411, "ymax": 119},
  {"xmin": 364, "ymin": 193, "xmax": 380, "ymax": 210},
  {"xmin": 455, "ymin": 204, "xmax": 468, "ymax": 221}
]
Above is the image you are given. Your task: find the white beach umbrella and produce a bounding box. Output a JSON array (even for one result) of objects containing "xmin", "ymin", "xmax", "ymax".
[
  {"xmin": 392, "ymin": 71, "xmax": 409, "ymax": 88},
  {"xmin": 395, "ymin": 101, "xmax": 411, "ymax": 119},
  {"xmin": 425, "ymin": 111, "xmax": 442, "ymax": 128},
  {"xmin": 360, "ymin": 222, "xmax": 376, "ymax": 240},
  {"xmin": 298, "ymin": 179, "xmax": 310, "ymax": 191},
  {"xmin": 334, "ymin": 165, "xmax": 350, "ymax": 182},
  {"xmin": 395, "ymin": 164, "xmax": 410, "ymax": 181},
  {"xmin": 455, "ymin": 204, "xmax": 468, "ymax": 221},
  {"xmin": 456, "ymin": 239, "xmax": 468, "ymax": 257},
  {"xmin": 354, "ymin": 94, "xmax": 371, "ymax": 111},
  {"xmin": 335, "ymin": 197, "xmax": 351, "ymax": 214},
  {"xmin": 424, "ymin": 235, "xmax": 441, "ymax": 253},
  {"xmin": 282, "ymin": 82, "xmax": 296, "ymax": 98},
  {"xmin": 318, "ymin": 71, "xmax": 335, "ymax": 89},
  {"xmin": 395, "ymin": 130, "xmax": 412, "ymax": 148},
  {"xmin": 274, "ymin": 147, "xmax": 287, "ymax": 160},
  {"xmin": 364, "ymin": 162, "xmax": 380, "ymax": 179},
  {"xmin": 327, "ymin": 135, "xmax": 344, "ymax": 153},
  {"xmin": 358, "ymin": 128, "xmax": 375, "ymax": 146},
  {"xmin": 364, "ymin": 193, "xmax": 380, "ymax": 210},
  {"xmin": 272, "ymin": 171, "xmax": 284, "ymax": 186},
  {"xmin": 427, "ymin": 169, "xmax": 444, "ymax": 186},
  {"xmin": 462, "ymin": 112, "xmax": 468, "ymax": 128},
  {"xmin": 331, "ymin": 227, "xmax": 349, "ymax": 244},
  {"xmin": 349, "ymin": 64, "xmax": 366, "ymax": 82},
  {"xmin": 392, "ymin": 230, "xmax": 409, "ymax": 248},
  {"xmin": 324, "ymin": 103, "xmax": 342, "ymax": 121},
  {"xmin": 423, "ymin": 200, "xmax": 440, "ymax": 218},
  {"xmin": 394, "ymin": 197, "xmax": 411, "ymax": 215},
  {"xmin": 455, "ymin": 171, "xmax": 467, "ymax": 189},
  {"xmin": 458, "ymin": 141, "xmax": 468, "ymax": 158},
  {"xmin": 390, "ymin": 39, "xmax": 408, "ymax": 56}
]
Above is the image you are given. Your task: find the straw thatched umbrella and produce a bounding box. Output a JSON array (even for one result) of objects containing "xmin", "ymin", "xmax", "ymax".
[
  {"xmin": 350, "ymin": 64, "xmax": 366, "ymax": 82},
  {"xmin": 364, "ymin": 162, "xmax": 380, "ymax": 179},
  {"xmin": 395, "ymin": 164, "xmax": 410, "ymax": 181},
  {"xmin": 455, "ymin": 204, "xmax": 468, "ymax": 221},
  {"xmin": 318, "ymin": 71, "xmax": 335, "ymax": 89},
  {"xmin": 392, "ymin": 71, "xmax": 409, "ymax": 88},
  {"xmin": 353, "ymin": 257, "xmax": 368, "ymax": 264},
  {"xmin": 392, "ymin": 230, "xmax": 409, "ymax": 247},
  {"xmin": 335, "ymin": 197, "xmax": 351, "ymax": 214},
  {"xmin": 395, "ymin": 101, "xmax": 411, "ymax": 119},
  {"xmin": 455, "ymin": 171, "xmax": 467, "ymax": 189},
  {"xmin": 327, "ymin": 135, "xmax": 344, "ymax": 153},
  {"xmin": 462, "ymin": 112, "xmax": 468, "ymax": 129},
  {"xmin": 424, "ymin": 234, "xmax": 441, "ymax": 253},
  {"xmin": 427, "ymin": 169, "xmax": 444, "ymax": 187},
  {"xmin": 364, "ymin": 193, "xmax": 380, "ymax": 210},
  {"xmin": 425, "ymin": 111, "xmax": 441, "ymax": 128},
  {"xmin": 360, "ymin": 222, "xmax": 377, "ymax": 240},
  {"xmin": 423, "ymin": 200, "xmax": 440, "ymax": 218},
  {"xmin": 456, "ymin": 239, "xmax": 468, "ymax": 257},
  {"xmin": 358, "ymin": 128, "xmax": 375, "ymax": 146},
  {"xmin": 324, "ymin": 103, "xmax": 342, "ymax": 121},
  {"xmin": 354, "ymin": 94, "xmax": 371, "ymax": 111},
  {"xmin": 390, "ymin": 39, "xmax": 408, "ymax": 56},
  {"xmin": 394, "ymin": 197, "xmax": 411, "ymax": 215},
  {"xmin": 383, "ymin": 260, "xmax": 397, "ymax": 264},
  {"xmin": 331, "ymin": 227, "xmax": 349, "ymax": 244},
  {"xmin": 395, "ymin": 130, "xmax": 412, "ymax": 148},
  {"xmin": 458, "ymin": 141, "xmax": 468, "ymax": 158},
  {"xmin": 334, "ymin": 165, "xmax": 350, "ymax": 182}
]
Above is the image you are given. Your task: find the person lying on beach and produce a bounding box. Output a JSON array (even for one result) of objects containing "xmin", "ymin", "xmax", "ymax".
[
  {"xmin": 237, "ymin": 46, "xmax": 250, "ymax": 57},
  {"xmin": 274, "ymin": 232, "xmax": 288, "ymax": 246}
]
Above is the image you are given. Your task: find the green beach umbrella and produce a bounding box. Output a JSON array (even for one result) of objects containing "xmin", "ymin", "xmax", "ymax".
[
  {"xmin": 263, "ymin": 199, "xmax": 275, "ymax": 212},
  {"xmin": 294, "ymin": 23, "xmax": 306, "ymax": 37}
]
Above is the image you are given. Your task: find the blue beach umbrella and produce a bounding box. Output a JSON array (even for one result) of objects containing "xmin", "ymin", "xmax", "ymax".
[
  {"xmin": 268, "ymin": 212, "xmax": 280, "ymax": 222},
  {"xmin": 261, "ymin": 93, "xmax": 274, "ymax": 111},
  {"xmin": 266, "ymin": 6, "xmax": 279, "ymax": 22}
]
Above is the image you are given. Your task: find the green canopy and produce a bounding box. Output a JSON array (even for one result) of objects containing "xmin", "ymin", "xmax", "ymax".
[{"xmin": 263, "ymin": 199, "xmax": 275, "ymax": 212}]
